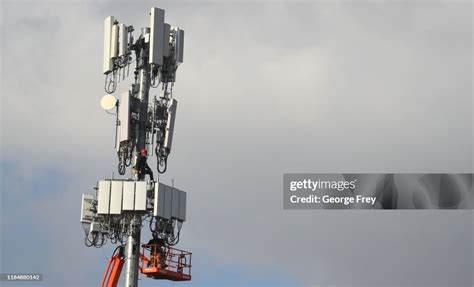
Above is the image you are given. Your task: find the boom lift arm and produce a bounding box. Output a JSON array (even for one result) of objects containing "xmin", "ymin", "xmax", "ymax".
[{"xmin": 101, "ymin": 246, "xmax": 125, "ymax": 287}]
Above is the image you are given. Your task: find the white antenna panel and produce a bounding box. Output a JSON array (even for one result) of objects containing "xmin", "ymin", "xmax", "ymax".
[
  {"xmin": 163, "ymin": 99, "xmax": 177, "ymax": 151},
  {"xmin": 103, "ymin": 16, "xmax": 114, "ymax": 74},
  {"xmin": 175, "ymin": 28, "xmax": 184, "ymax": 63},
  {"xmin": 149, "ymin": 7, "xmax": 165, "ymax": 65},
  {"xmin": 116, "ymin": 91, "xmax": 130, "ymax": 149},
  {"xmin": 109, "ymin": 181, "xmax": 123, "ymax": 215},
  {"xmin": 110, "ymin": 24, "xmax": 119, "ymax": 59},
  {"xmin": 163, "ymin": 23, "xmax": 171, "ymax": 57},
  {"xmin": 97, "ymin": 180, "xmax": 111, "ymax": 214},
  {"xmin": 119, "ymin": 23, "xmax": 128, "ymax": 57},
  {"xmin": 80, "ymin": 193, "xmax": 95, "ymax": 223},
  {"xmin": 122, "ymin": 181, "xmax": 135, "ymax": 211}
]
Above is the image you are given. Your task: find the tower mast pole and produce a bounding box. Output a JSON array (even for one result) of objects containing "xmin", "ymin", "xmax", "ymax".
[
  {"xmin": 124, "ymin": 215, "xmax": 141, "ymax": 287},
  {"xmin": 124, "ymin": 27, "xmax": 151, "ymax": 287}
]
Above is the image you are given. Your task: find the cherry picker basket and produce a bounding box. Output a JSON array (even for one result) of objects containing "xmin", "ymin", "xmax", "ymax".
[{"xmin": 140, "ymin": 243, "xmax": 192, "ymax": 281}]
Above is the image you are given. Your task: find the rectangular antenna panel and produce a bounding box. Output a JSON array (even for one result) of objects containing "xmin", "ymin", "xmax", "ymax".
[
  {"xmin": 110, "ymin": 24, "xmax": 119, "ymax": 59},
  {"xmin": 149, "ymin": 7, "xmax": 165, "ymax": 65},
  {"xmin": 134, "ymin": 181, "xmax": 147, "ymax": 211},
  {"xmin": 163, "ymin": 99, "xmax": 177, "ymax": 150},
  {"xmin": 122, "ymin": 181, "xmax": 135, "ymax": 211},
  {"xmin": 80, "ymin": 193, "xmax": 95, "ymax": 223},
  {"xmin": 153, "ymin": 182, "xmax": 186, "ymax": 221},
  {"xmin": 118, "ymin": 23, "xmax": 127, "ymax": 57},
  {"xmin": 171, "ymin": 188, "xmax": 180, "ymax": 219},
  {"xmin": 163, "ymin": 23, "xmax": 171, "ymax": 57},
  {"xmin": 117, "ymin": 91, "xmax": 130, "ymax": 149},
  {"xmin": 163, "ymin": 185, "xmax": 173, "ymax": 220},
  {"xmin": 172, "ymin": 188, "xmax": 186, "ymax": 222},
  {"xmin": 154, "ymin": 183, "xmax": 166, "ymax": 218},
  {"xmin": 179, "ymin": 190, "xmax": 187, "ymax": 221},
  {"xmin": 103, "ymin": 16, "xmax": 114, "ymax": 74},
  {"xmin": 97, "ymin": 180, "xmax": 111, "ymax": 214},
  {"xmin": 175, "ymin": 28, "xmax": 184, "ymax": 63},
  {"xmin": 109, "ymin": 181, "xmax": 123, "ymax": 214}
]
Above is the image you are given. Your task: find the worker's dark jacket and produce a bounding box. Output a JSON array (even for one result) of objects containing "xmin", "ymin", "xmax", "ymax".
[{"xmin": 136, "ymin": 155, "xmax": 154, "ymax": 181}]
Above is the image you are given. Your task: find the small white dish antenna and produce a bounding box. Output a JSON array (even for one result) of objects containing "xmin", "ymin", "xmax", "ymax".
[{"xmin": 100, "ymin": 94, "xmax": 117, "ymax": 110}]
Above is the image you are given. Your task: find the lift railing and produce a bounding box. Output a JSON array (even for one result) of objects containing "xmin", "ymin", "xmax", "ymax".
[{"xmin": 140, "ymin": 244, "xmax": 192, "ymax": 281}]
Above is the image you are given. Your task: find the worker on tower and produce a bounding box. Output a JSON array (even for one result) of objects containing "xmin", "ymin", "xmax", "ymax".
[
  {"xmin": 146, "ymin": 237, "xmax": 167, "ymax": 269},
  {"xmin": 134, "ymin": 148, "xmax": 154, "ymax": 181}
]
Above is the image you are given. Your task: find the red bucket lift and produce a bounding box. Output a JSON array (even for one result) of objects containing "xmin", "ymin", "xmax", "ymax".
[{"xmin": 140, "ymin": 243, "xmax": 192, "ymax": 281}]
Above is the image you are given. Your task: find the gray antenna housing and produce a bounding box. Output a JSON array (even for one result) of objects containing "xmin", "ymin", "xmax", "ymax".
[
  {"xmin": 149, "ymin": 7, "xmax": 165, "ymax": 66},
  {"xmin": 103, "ymin": 16, "xmax": 114, "ymax": 74}
]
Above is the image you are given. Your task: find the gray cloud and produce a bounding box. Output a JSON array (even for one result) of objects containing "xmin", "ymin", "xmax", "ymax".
[{"xmin": 1, "ymin": 1, "xmax": 472, "ymax": 286}]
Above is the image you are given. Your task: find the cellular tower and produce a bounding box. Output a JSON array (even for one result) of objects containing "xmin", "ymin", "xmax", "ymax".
[{"xmin": 80, "ymin": 7, "xmax": 190, "ymax": 287}]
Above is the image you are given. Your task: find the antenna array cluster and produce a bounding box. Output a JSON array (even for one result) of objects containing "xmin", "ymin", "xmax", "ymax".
[{"xmin": 100, "ymin": 8, "xmax": 185, "ymax": 175}]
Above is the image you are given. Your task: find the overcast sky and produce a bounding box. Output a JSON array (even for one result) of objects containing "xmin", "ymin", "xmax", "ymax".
[{"xmin": 1, "ymin": 0, "xmax": 473, "ymax": 286}]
